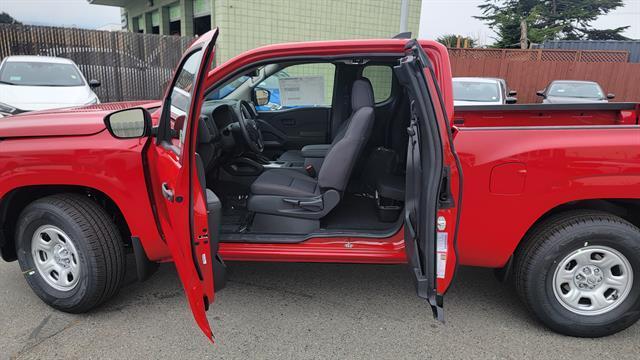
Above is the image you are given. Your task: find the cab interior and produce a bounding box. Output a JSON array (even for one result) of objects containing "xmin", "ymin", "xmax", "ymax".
[{"xmin": 192, "ymin": 55, "xmax": 411, "ymax": 242}]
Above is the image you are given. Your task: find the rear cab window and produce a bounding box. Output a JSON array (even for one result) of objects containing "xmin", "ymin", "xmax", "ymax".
[
  {"xmin": 256, "ymin": 63, "xmax": 335, "ymax": 111},
  {"xmin": 363, "ymin": 65, "xmax": 393, "ymax": 103}
]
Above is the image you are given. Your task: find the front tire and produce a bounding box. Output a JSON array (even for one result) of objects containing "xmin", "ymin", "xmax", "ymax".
[
  {"xmin": 515, "ymin": 210, "xmax": 640, "ymax": 337},
  {"xmin": 15, "ymin": 194, "xmax": 125, "ymax": 313}
]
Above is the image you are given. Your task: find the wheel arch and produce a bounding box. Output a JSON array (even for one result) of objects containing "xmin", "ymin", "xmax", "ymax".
[
  {"xmin": 0, "ymin": 185, "xmax": 132, "ymax": 262},
  {"xmin": 497, "ymin": 198, "xmax": 640, "ymax": 281},
  {"xmin": 525, "ymin": 198, "xmax": 640, "ymax": 237}
]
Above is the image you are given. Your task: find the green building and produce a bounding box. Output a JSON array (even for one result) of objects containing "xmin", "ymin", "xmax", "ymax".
[{"xmin": 88, "ymin": 0, "xmax": 422, "ymax": 62}]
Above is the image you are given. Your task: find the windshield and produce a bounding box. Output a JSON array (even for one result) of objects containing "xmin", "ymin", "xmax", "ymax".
[
  {"xmin": 453, "ymin": 81, "xmax": 500, "ymax": 102},
  {"xmin": 206, "ymin": 75, "xmax": 251, "ymax": 100},
  {"xmin": 0, "ymin": 61, "xmax": 85, "ymax": 86},
  {"xmin": 548, "ymin": 82, "xmax": 603, "ymax": 99}
]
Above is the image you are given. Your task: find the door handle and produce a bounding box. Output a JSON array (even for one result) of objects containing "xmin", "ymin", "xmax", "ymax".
[{"xmin": 161, "ymin": 182, "xmax": 175, "ymax": 202}]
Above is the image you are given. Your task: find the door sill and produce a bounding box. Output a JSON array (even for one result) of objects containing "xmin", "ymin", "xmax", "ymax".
[{"xmin": 219, "ymin": 217, "xmax": 403, "ymax": 244}]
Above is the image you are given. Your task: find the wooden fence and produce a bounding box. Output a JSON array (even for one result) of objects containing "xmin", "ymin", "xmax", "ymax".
[
  {"xmin": 449, "ymin": 48, "xmax": 640, "ymax": 103},
  {"xmin": 0, "ymin": 24, "xmax": 195, "ymax": 102}
]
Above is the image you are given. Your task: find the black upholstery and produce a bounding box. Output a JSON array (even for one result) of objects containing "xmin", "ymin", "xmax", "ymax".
[
  {"xmin": 248, "ymin": 79, "xmax": 375, "ymax": 222},
  {"xmin": 277, "ymin": 78, "xmax": 375, "ymax": 163},
  {"xmin": 196, "ymin": 116, "xmax": 220, "ymax": 173},
  {"xmin": 276, "ymin": 150, "xmax": 303, "ymax": 162},
  {"xmin": 251, "ymin": 169, "xmax": 320, "ymax": 197}
]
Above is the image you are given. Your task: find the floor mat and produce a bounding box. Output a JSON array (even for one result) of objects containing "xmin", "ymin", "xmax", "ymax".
[
  {"xmin": 321, "ymin": 194, "xmax": 399, "ymax": 231},
  {"xmin": 221, "ymin": 194, "xmax": 251, "ymax": 233}
]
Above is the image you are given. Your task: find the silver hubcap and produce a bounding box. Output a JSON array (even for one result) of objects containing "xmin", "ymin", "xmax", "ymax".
[
  {"xmin": 553, "ymin": 245, "xmax": 633, "ymax": 316},
  {"xmin": 31, "ymin": 225, "xmax": 80, "ymax": 291}
]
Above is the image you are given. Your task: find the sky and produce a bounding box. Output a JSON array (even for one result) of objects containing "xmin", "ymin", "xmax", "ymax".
[
  {"xmin": 419, "ymin": 0, "xmax": 640, "ymax": 45},
  {"xmin": 1, "ymin": 0, "xmax": 639, "ymax": 44}
]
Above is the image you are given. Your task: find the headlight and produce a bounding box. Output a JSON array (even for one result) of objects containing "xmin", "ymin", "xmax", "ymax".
[{"xmin": 0, "ymin": 102, "xmax": 20, "ymax": 117}]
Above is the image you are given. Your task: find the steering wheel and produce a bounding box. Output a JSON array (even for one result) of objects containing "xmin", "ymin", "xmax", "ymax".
[{"xmin": 237, "ymin": 100, "xmax": 264, "ymax": 153}]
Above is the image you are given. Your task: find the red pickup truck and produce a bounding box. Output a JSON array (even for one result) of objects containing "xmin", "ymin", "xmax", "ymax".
[{"xmin": 1, "ymin": 30, "xmax": 639, "ymax": 340}]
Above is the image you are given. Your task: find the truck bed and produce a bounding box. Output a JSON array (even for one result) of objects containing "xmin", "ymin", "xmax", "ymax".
[
  {"xmin": 453, "ymin": 103, "xmax": 639, "ymax": 128},
  {"xmin": 452, "ymin": 106, "xmax": 640, "ymax": 268}
]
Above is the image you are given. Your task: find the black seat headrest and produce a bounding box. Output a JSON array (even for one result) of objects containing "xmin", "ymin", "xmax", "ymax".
[{"xmin": 351, "ymin": 78, "xmax": 374, "ymax": 111}]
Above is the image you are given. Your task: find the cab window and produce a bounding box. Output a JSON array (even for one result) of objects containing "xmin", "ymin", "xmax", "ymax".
[
  {"xmin": 363, "ymin": 65, "xmax": 393, "ymax": 103},
  {"xmin": 256, "ymin": 63, "xmax": 335, "ymax": 111}
]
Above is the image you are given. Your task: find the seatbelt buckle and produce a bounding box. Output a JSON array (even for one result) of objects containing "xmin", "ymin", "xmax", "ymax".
[{"xmin": 305, "ymin": 164, "xmax": 317, "ymax": 177}]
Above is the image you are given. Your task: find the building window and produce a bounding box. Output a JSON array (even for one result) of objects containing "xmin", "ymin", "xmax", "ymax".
[
  {"xmin": 169, "ymin": 3, "xmax": 181, "ymax": 35},
  {"xmin": 151, "ymin": 10, "xmax": 160, "ymax": 34},
  {"xmin": 193, "ymin": 0, "xmax": 211, "ymax": 36},
  {"xmin": 132, "ymin": 16, "xmax": 143, "ymax": 33},
  {"xmin": 193, "ymin": 16, "xmax": 211, "ymax": 36}
]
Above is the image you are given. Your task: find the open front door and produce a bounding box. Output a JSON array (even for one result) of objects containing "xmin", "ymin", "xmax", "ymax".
[
  {"xmin": 394, "ymin": 40, "xmax": 462, "ymax": 321},
  {"xmin": 144, "ymin": 29, "xmax": 220, "ymax": 341}
]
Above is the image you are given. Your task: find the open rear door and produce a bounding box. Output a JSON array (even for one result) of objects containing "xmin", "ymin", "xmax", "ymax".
[
  {"xmin": 144, "ymin": 29, "xmax": 221, "ymax": 341},
  {"xmin": 394, "ymin": 40, "xmax": 462, "ymax": 321}
]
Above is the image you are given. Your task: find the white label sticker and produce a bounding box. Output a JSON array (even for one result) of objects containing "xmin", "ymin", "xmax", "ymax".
[
  {"xmin": 437, "ymin": 252, "xmax": 447, "ymax": 279},
  {"xmin": 279, "ymin": 76, "xmax": 325, "ymax": 106},
  {"xmin": 437, "ymin": 232, "xmax": 448, "ymax": 253}
]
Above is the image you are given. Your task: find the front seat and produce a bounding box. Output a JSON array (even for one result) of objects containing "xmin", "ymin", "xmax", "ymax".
[
  {"xmin": 276, "ymin": 78, "xmax": 374, "ymax": 164},
  {"xmin": 248, "ymin": 79, "xmax": 375, "ymax": 234}
]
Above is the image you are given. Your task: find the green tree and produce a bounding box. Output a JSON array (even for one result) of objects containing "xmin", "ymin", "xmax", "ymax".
[
  {"xmin": 436, "ymin": 34, "xmax": 477, "ymax": 48},
  {"xmin": 0, "ymin": 12, "xmax": 22, "ymax": 25},
  {"xmin": 476, "ymin": 0, "xmax": 628, "ymax": 48}
]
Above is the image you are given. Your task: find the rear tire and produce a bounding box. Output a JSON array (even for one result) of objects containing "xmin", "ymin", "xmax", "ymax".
[
  {"xmin": 15, "ymin": 194, "xmax": 125, "ymax": 313},
  {"xmin": 514, "ymin": 210, "xmax": 640, "ymax": 337}
]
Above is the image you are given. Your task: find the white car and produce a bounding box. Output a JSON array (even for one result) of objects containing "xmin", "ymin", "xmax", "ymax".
[
  {"xmin": 453, "ymin": 77, "xmax": 517, "ymax": 106},
  {"xmin": 537, "ymin": 80, "xmax": 614, "ymax": 104},
  {"xmin": 0, "ymin": 56, "xmax": 100, "ymax": 117}
]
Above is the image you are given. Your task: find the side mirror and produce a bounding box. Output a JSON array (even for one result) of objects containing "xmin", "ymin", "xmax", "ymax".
[
  {"xmin": 104, "ymin": 107, "xmax": 151, "ymax": 139},
  {"xmin": 606, "ymin": 93, "xmax": 615, "ymax": 100},
  {"xmin": 253, "ymin": 87, "xmax": 271, "ymax": 106},
  {"xmin": 89, "ymin": 79, "xmax": 101, "ymax": 88},
  {"xmin": 508, "ymin": 90, "xmax": 517, "ymax": 96},
  {"xmin": 505, "ymin": 97, "xmax": 518, "ymax": 104},
  {"xmin": 536, "ymin": 90, "xmax": 545, "ymax": 97}
]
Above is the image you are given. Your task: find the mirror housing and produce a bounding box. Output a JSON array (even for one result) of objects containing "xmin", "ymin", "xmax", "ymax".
[
  {"xmin": 536, "ymin": 90, "xmax": 545, "ymax": 97},
  {"xmin": 253, "ymin": 87, "xmax": 271, "ymax": 106},
  {"xmin": 89, "ymin": 79, "xmax": 101, "ymax": 88},
  {"xmin": 508, "ymin": 90, "xmax": 517, "ymax": 96},
  {"xmin": 505, "ymin": 96, "xmax": 518, "ymax": 104},
  {"xmin": 104, "ymin": 107, "xmax": 152, "ymax": 139},
  {"xmin": 606, "ymin": 93, "xmax": 615, "ymax": 100}
]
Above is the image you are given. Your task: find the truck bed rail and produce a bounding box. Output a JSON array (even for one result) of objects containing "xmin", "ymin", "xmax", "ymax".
[{"xmin": 453, "ymin": 103, "xmax": 639, "ymax": 127}]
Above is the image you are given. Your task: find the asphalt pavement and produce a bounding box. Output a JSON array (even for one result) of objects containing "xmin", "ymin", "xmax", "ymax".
[{"xmin": 1, "ymin": 258, "xmax": 638, "ymax": 359}]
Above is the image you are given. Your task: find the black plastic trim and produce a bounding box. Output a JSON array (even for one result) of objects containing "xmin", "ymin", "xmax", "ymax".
[{"xmin": 131, "ymin": 236, "xmax": 159, "ymax": 282}]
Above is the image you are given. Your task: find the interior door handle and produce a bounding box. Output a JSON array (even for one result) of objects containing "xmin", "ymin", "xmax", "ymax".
[{"xmin": 161, "ymin": 182, "xmax": 174, "ymax": 202}]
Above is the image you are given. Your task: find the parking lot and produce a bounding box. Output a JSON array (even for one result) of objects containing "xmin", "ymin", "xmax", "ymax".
[{"xmin": 1, "ymin": 258, "xmax": 638, "ymax": 359}]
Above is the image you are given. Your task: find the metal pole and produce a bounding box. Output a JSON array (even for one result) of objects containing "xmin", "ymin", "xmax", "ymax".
[{"xmin": 400, "ymin": 0, "xmax": 409, "ymax": 33}]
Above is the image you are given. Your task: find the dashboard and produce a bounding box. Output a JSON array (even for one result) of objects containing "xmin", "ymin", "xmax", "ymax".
[{"xmin": 200, "ymin": 99, "xmax": 256, "ymax": 133}]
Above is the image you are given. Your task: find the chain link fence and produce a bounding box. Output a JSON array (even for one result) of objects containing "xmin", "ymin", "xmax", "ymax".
[{"xmin": 0, "ymin": 24, "xmax": 195, "ymax": 102}]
